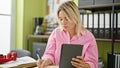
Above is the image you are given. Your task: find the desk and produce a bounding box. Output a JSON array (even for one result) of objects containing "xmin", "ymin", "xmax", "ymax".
[
  {"xmin": 0, "ymin": 56, "xmax": 37, "ymax": 68},
  {"xmin": 27, "ymin": 35, "xmax": 49, "ymax": 50},
  {"xmin": 34, "ymin": 65, "xmax": 59, "ymax": 68}
]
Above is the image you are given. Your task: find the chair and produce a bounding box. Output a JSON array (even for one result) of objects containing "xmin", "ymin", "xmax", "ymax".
[{"xmin": 10, "ymin": 49, "xmax": 31, "ymax": 58}]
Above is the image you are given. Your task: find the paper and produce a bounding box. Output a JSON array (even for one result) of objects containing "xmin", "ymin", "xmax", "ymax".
[{"xmin": 0, "ymin": 56, "xmax": 36, "ymax": 67}]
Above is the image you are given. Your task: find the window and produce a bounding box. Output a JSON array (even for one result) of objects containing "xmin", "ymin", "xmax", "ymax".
[{"xmin": 0, "ymin": 0, "xmax": 14, "ymax": 54}]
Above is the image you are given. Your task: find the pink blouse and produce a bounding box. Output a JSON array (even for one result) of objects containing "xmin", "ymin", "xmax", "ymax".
[{"xmin": 42, "ymin": 28, "xmax": 98, "ymax": 68}]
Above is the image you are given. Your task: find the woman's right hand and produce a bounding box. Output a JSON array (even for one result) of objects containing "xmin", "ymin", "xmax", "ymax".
[
  {"xmin": 36, "ymin": 58, "xmax": 53, "ymax": 68},
  {"xmin": 36, "ymin": 59, "xmax": 44, "ymax": 68}
]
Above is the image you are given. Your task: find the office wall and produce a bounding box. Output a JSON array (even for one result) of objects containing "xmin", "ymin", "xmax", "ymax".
[
  {"xmin": 15, "ymin": 0, "xmax": 120, "ymax": 67},
  {"xmin": 98, "ymin": 42, "xmax": 120, "ymax": 68},
  {"xmin": 16, "ymin": 0, "xmax": 47, "ymax": 49}
]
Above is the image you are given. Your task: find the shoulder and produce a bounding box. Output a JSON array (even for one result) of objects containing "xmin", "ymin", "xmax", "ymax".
[
  {"xmin": 50, "ymin": 27, "xmax": 62, "ymax": 35},
  {"xmin": 52, "ymin": 27, "xmax": 62, "ymax": 33},
  {"xmin": 81, "ymin": 29, "xmax": 95, "ymax": 41}
]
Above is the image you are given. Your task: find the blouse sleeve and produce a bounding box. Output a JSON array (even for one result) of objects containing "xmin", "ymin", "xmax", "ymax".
[
  {"xmin": 84, "ymin": 36, "xmax": 98, "ymax": 68},
  {"xmin": 42, "ymin": 29, "xmax": 56, "ymax": 64}
]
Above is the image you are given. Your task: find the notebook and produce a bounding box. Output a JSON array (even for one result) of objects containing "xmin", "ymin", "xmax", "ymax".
[{"xmin": 59, "ymin": 44, "xmax": 83, "ymax": 68}]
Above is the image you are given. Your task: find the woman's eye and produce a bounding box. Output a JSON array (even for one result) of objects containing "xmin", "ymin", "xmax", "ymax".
[
  {"xmin": 66, "ymin": 18, "xmax": 68, "ymax": 21},
  {"xmin": 59, "ymin": 19, "xmax": 62, "ymax": 21}
]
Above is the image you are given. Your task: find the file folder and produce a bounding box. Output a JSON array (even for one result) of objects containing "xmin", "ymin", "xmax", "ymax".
[
  {"xmin": 94, "ymin": 13, "xmax": 99, "ymax": 38},
  {"xmin": 108, "ymin": 53, "xmax": 120, "ymax": 68},
  {"xmin": 99, "ymin": 13, "xmax": 104, "ymax": 38},
  {"xmin": 105, "ymin": 13, "xmax": 111, "ymax": 39},
  {"xmin": 83, "ymin": 14, "xmax": 88, "ymax": 28},
  {"xmin": 89, "ymin": 13, "xmax": 93, "ymax": 33},
  {"xmin": 116, "ymin": 12, "xmax": 120, "ymax": 39}
]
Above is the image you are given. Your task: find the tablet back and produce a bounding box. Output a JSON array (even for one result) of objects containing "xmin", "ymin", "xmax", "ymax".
[{"xmin": 59, "ymin": 44, "xmax": 83, "ymax": 68}]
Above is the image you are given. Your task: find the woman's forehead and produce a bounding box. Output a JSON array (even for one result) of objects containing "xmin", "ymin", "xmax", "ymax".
[{"xmin": 58, "ymin": 10, "xmax": 68, "ymax": 18}]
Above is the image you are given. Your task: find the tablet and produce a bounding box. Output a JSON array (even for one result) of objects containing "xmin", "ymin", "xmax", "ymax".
[{"xmin": 59, "ymin": 44, "xmax": 83, "ymax": 68}]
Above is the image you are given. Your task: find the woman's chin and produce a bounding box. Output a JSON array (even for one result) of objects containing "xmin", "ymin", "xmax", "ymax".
[{"xmin": 62, "ymin": 28, "xmax": 67, "ymax": 31}]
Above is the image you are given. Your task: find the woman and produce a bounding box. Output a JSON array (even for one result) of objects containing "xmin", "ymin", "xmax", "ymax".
[{"xmin": 37, "ymin": 1, "xmax": 98, "ymax": 68}]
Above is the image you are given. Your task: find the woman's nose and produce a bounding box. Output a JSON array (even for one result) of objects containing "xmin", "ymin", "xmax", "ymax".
[{"xmin": 61, "ymin": 19, "xmax": 67, "ymax": 24}]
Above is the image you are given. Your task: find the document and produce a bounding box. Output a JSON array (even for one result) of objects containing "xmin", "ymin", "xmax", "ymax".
[{"xmin": 0, "ymin": 56, "xmax": 36, "ymax": 68}]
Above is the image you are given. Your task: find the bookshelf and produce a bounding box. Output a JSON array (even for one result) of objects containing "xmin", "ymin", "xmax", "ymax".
[
  {"xmin": 79, "ymin": 2, "xmax": 120, "ymax": 42},
  {"xmin": 79, "ymin": 3, "xmax": 120, "ymax": 12},
  {"xmin": 78, "ymin": 0, "xmax": 120, "ymax": 68}
]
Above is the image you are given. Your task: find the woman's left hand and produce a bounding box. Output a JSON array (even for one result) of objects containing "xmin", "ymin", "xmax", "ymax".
[{"xmin": 71, "ymin": 56, "xmax": 90, "ymax": 68}]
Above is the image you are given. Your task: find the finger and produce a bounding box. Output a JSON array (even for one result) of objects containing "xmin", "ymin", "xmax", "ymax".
[
  {"xmin": 72, "ymin": 58, "xmax": 83, "ymax": 63},
  {"xmin": 36, "ymin": 59, "xmax": 44, "ymax": 68},
  {"xmin": 76, "ymin": 56, "xmax": 84, "ymax": 61},
  {"xmin": 76, "ymin": 56, "xmax": 85, "ymax": 63},
  {"xmin": 36, "ymin": 59, "xmax": 40, "ymax": 65},
  {"xmin": 71, "ymin": 61, "xmax": 82, "ymax": 68}
]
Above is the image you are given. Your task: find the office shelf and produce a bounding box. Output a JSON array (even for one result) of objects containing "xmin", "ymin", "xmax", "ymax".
[
  {"xmin": 27, "ymin": 35, "xmax": 49, "ymax": 50},
  {"xmin": 96, "ymin": 38, "xmax": 120, "ymax": 42},
  {"xmin": 79, "ymin": 3, "xmax": 120, "ymax": 12},
  {"xmin": 78, "ymin": 1, "xmax": 120, "ymax": 68}
]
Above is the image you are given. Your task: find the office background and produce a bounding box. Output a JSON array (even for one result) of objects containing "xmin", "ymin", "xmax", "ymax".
[{"xmin": 13, "ymin": 0, "xmax": 120, "ymax": 68}]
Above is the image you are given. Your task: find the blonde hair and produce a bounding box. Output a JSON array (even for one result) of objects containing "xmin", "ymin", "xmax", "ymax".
[{"xmin": 57, "ymin": 1, "xmax": 84, "ymax": 36}]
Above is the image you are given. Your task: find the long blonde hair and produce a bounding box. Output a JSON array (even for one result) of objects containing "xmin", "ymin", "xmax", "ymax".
[{"xmin": 57, "ymin": 1, "xmax": 84, "ymax": 36}]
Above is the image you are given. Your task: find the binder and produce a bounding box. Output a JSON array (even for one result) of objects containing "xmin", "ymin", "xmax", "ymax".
[
  {"xmin": 94, "ymin": 13, "xmax": 99, "ymax": 38},
  {"xmin": 88, "ymin": 13, "xmax": 93, "ymax": 33},
  {"xmin": 105, "ymin": 13, "xmax": 111, "ymax": 39},
  {"xmin": 99, "ymin": 13, "xmax": 104, "ymax": 38},
  {"xmin": 108, "ymin": 53, "xmax": 120, "ymax": 68},
  {"xmin": 114, "ymin": 13, "xmax": 118, "ymax": 39},
  {"xmin": 83, "ymin": 14, "xmax": 88, "ymax": 28},
  {"xmin": 115, "ymin": 53, "xmax": 120, "ymax": 68},
  {"xmin": 80, "ymin": 14, "xmax": 84, "ymax": 25},
  {"xmin": 116, "ymin": 12, "xmax": 120, "ymax": 39}
]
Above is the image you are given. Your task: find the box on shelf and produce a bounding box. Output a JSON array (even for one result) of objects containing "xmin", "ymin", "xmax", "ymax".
[
  {"xmin": 78, "ymin": 0, "xmax": 94, "ymax": 6},
  {"xmin": 94, "ymin": 0, "xmax": 120, "ymax": 5},
  {"xmin": 114, "ymin": 0, "xmax": 120, "ymax": 3}
]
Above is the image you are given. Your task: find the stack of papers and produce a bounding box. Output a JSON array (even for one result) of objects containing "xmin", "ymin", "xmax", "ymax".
[{"xmin": 0, "ymin": 56, "xmax": 36, "ymax": 68}]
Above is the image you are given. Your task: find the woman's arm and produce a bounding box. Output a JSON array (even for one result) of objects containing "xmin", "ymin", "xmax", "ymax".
[
  {"xmin": 42, "ymin": 29, "xmax": 57, "ymax": 64},
  {"xmin": 84, "ymin": 37, "xmax": 98, "ymax": 68}
]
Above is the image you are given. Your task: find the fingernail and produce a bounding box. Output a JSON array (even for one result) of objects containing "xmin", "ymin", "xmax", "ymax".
[{"xmin": 72, "ymin": 58, "xmax": 75, "ymax": 60}]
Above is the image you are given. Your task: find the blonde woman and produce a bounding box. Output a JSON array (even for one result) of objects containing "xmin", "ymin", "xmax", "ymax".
[{"xmin": 37, "ymin": 1, "xmax": 98, "ymax": 68}]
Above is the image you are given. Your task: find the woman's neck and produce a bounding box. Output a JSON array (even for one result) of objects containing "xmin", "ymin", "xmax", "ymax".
[{"xmin": 68, "ymin": 29, "xmax": 76, "ymax": 40}]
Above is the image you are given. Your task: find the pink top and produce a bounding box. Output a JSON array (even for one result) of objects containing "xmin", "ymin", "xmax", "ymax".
[{"xmin": 42, "ymin": 27, "xmax": 98, "ymax": 68}]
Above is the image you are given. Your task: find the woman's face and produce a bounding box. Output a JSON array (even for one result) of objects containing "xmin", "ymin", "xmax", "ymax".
[{"xmin": 58, "ymin": 10, "xmax": 76, "ymax": 31}]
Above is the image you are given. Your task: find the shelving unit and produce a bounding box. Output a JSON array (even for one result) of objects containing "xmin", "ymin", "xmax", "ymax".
[
  {"xmin": 79, "ymin": 3, "xmax": 120, "ymax": 12},
  {"xmin": 79, "ymin": 2, "xmax": 120, "ymax": 41},
  {"xmin": 27, "ymin": 35, "xmax": 49, "ymax": 50},
  {"xmin": 78, "ymin": 0, "xmax": 120, "ymax": 68}
]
